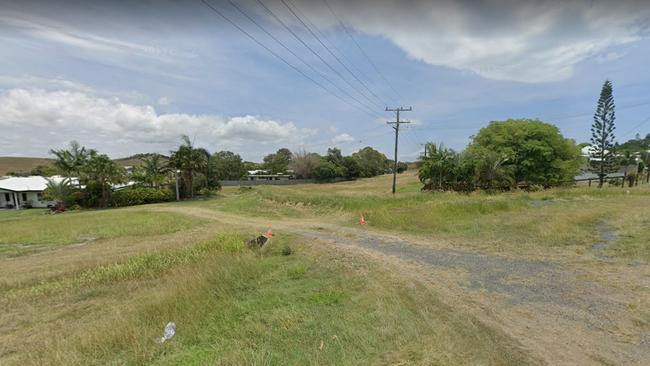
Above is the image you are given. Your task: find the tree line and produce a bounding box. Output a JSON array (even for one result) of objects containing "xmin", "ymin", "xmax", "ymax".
[{"xmin": 42, "ymin": 136, "xmax": 398, "ymax": 209}]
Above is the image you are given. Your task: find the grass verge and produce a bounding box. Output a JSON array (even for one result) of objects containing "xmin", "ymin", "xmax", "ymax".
[{"xmin": 1, "ymin": 232, "xmax": 533, "ymax": 365}]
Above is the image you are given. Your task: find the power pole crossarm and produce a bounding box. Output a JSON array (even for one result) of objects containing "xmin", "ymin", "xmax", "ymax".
[{"xmin": 386, "ymin": 106, "xmax": 412, "ymax": 194}]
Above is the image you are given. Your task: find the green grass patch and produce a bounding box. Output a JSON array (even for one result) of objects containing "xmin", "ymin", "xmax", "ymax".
[{"xmin": 0, "ymin": 209, "xmax": 201, "ymax": 254}]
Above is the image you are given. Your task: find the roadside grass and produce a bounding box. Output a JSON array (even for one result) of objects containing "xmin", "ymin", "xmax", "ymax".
[
  {"xmin": 205, "ymin": 174, "xmax": 650, "ymax": 260},
  {"xmin": 0, "ymin": 230, "xmax": 533, "ymax": 365},
  {"xmin": 0, "ymin": 209, "xmax": 200, "ymax": 256}
]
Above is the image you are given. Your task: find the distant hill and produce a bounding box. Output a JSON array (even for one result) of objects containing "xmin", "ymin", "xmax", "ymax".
[
  {"xmin": 0, "ymin": 157, "xmax": 55, "ymax": 176},
  {"xmin": 114, "ymin": 153, "xmax": 170, "ymax": 168},
  {"xmin": 0, "ymin": 153, "xmax": 169, "ymax": 176}
]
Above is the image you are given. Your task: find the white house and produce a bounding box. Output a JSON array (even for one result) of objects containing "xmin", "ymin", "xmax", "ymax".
[{"xmin": 0, "ymin": 176, "xmax": 72, "ymax": 210}]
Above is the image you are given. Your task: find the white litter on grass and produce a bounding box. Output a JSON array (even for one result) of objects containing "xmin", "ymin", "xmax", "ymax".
[{"xmin": 158, "ymin": 322, "xmax": 176, "ymax": 344}]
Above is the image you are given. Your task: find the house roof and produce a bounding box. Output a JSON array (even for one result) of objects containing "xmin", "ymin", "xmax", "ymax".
[{"xmin": 0, "ymin": 176, "xmax": 72, "ymax": 192}]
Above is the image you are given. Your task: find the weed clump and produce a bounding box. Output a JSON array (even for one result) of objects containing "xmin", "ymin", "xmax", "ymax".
[
  {"xmin": 282, "ymin": 245, "xmax": 293, "ymax": 256},
  {"xmin": 287, "ymin": 264, "xmax": 306, "ymax": 279}
]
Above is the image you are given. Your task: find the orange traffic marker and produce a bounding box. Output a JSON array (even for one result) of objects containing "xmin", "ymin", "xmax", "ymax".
[
  {"xmin": 266, "ymin": 225, "xmax": 274, "ymax": 237},
  {"xmin": 359, "ymin": 215, "xmax": 367, "ymax": 225}
]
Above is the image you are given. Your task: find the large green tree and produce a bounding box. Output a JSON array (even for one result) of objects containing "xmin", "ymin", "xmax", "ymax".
[
  {"xmin": 590, "ymin": 80, "xmax": 617, "ymax": 187},
  {"xmin": 210, "ymin": 151, "xmax": 246, "ymax": 181},
  {"xmin": 468, "ymin": 119, "xmax": 580, "ymax": 186},
  {"xmin": 352, "ymin": 146, "xmax": 389, "ymax": 177},
  {"xmin": 262, "ymin": 148, "xmax": 292, "ymax": 174}
]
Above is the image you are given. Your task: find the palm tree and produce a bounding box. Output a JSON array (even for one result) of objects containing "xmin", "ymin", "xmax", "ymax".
[
  {"xmin": 43, "ymin": 178, "xmax": 74, "ymax": 210},
  {"xmin": 138, "ymin": 154, "xmax": 169, "ymax": 188},
  {"xmin": 82, "ymin": 150, "xmax": 125, "ymax": 207},
  {"xmin": 169, "ymin": 136, "xmax": 208, "ymax": 198},
  {"xmin": 419, "ymin": 143, "xmax": 457, "ymax": 189},
  {"xmin": 474, "ymin": 152, "xmax": 513, "ymax": 190},
  {"xmin": 50, "ymin": 141, "xmax": 88, "ymax": 187}
]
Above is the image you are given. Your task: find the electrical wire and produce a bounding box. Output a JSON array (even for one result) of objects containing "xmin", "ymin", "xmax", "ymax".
[
  {"xmin": 226, "ymin": 0, "xmax": 382, "ymax": 118},
  {"xmin": 280, "ymin": 0, "xmax": 385, "ymax": 109},
  {"xmin": 322, "ymin": 0, "xmax": 404, "ymax": 103},
  {"xmin": 199, "ymin": 0, "xmax": 381, "ymax": 119}
]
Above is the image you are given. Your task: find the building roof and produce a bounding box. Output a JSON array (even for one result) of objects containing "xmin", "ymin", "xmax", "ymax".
[{"xmin": 0, "ymin": 176, "xmax": 73, "ymax": 192}]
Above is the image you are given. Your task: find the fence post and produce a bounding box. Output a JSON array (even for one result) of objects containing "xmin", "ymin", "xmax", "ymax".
[{"xmin": 588, "ymin": 179, "xmax": 591, "ymax": 187}]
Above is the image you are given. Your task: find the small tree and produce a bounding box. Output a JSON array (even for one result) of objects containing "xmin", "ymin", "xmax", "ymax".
[
  {"xmin": 591, "ymin": 80, "xmax": 617, "ymax": 187},
  {"xmin": 289, "ymin": 149, "xmax": 320, "ymax": 179},
  {"xmin": 43, "ymin": 178, "xmax": 75, "ymax": 210}
]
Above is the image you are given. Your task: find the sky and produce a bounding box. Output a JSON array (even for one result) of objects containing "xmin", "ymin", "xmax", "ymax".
[{"xmin": 1, "ymin": 0, "xmax": 650, "ymax": 161}]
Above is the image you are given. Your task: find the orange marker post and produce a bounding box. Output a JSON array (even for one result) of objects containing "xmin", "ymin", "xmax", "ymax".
[{"xmin": 266, "ymin": 225, "xmax": 274, "ymax": 237}]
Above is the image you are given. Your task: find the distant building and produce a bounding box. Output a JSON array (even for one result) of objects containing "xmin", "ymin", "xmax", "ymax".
[
  {"xmin": 0, "ymin": 176, "xmax": 73, "ymax": 209},
  {"xmin": 246, "ymin": 173, "xmax": 294, "ymax": 181},
  {"xmin": 581, "ymin": 145, "xmax": 612, "ymax": 162}
]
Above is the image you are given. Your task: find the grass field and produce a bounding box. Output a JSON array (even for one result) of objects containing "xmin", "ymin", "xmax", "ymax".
[
  {"xmin": 1, "ymin": 173, "xmax": 649, "ymax": 365},
  {"xmin": 190, "ymin": 172, "xmax": 650, "ymax": 261}
]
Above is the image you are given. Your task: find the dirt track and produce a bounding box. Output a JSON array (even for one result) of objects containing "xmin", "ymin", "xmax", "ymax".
[{"xmin": 159, "ymin": 206, "xmax": 650, "ymax": 365}]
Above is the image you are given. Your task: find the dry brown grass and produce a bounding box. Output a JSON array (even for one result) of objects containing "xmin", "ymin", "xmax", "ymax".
[{"xmin": 0, "ymin": 157, "xmax": 55, "ymax": 175}]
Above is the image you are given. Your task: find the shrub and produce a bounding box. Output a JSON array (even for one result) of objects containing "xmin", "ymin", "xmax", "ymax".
[
  {"xmin": 527, "ymin": 184, "xmax": 545, "ymax": 192},
  {"xmin": 313, "ymin": 161, "xmax": 343, "ymax": 180},
  {"xmin": 199, "ymin": 187, "xmax": 219, "ymax": 197},
  {"xmin": 111, "ymin": 187, "xmax": 175, "ymax": 207}
]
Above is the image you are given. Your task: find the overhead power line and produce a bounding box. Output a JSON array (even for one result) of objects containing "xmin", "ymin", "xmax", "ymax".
[
  {"xmin": 287, "ymin": 0, "xmax": 389, "ymax": 106},
  {"xmin": 322, "ymin": 0, "xmax": 405, "ymax": 103},
  {"xmin": 225, "ymin": 0, "xmax": 382, "ymax": 118},
  {"xmin": 280, "ymin": 0, "xmax": 385, "ymax": 109},
  {"xmin": 199, "ymin": 0, "xmax": 381, "ymax": 119},
  {"xmin": 619, "ymin": 116, "xmax": 650, "ymax": 139}
]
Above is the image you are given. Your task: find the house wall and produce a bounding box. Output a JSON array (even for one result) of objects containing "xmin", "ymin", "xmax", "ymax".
[
  {"xmin": 0, "ymin": 190, "xmax": 15, "ymax": 208},
  {"xmin": 0, "ymin": 190, "xmax": 53, "ymax": 209},
  {"xmin": 22, "ymin": 191, "xmax": 53, "ymax": 208}
]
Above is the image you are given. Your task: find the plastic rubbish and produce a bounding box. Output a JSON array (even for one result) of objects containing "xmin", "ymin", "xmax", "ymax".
[
  {"xmin": 248, "ymin": 235, "xmax": 269, "ymax": 248},
  {"xmin": 158, "ymin": 322, "xmax": 176, "ymax": 344},
  {"xmin": 359, "ymin": 214, "xmax": 367, "ymax": 225}
]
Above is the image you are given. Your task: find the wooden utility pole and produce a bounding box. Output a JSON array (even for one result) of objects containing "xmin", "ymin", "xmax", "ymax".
[{"xmin": 386, "ymin": 106, "xmax": 412, "ymax": 194}]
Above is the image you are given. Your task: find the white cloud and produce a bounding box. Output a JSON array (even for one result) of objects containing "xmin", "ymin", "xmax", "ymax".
[
  {"xmin": 331, "ymin": 133, "xmax": 355, "ymax": 144},
  {"xmin": 290, "ymin": 0, "xmax": 650, "ymax": 82},
  {"xmin": 0, "ymin": 88, "xmax": 314, "ymax": 157},
  {"xmin": 0, "ymin": 12, "xmax": 196, "ymax": 62}
]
